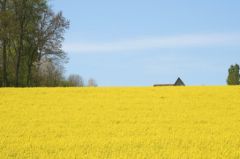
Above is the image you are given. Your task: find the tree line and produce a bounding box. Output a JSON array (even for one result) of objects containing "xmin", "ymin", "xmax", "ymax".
[{"xmin": 0, "ymin": 0, "xmax": 97, "ymax": 87}]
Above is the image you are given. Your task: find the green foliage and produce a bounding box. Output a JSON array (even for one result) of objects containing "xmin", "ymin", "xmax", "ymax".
[
  {"xmin": 227, "ymin": 64, "xmax": 240, "ymax": 85},
  {"xmin": 0, "ymin": 0, "xmax": 70, "ymax": 87}
]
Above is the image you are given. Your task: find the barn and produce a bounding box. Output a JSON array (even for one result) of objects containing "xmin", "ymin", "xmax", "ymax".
[{"xmin": 154, "ymin": 77, "xmax": 185, "ymax": 87}]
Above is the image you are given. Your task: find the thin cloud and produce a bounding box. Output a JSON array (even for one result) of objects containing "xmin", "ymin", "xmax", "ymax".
[{"xmin": 64, "ymin": 33, "xmax": 240, "ymax": 53}]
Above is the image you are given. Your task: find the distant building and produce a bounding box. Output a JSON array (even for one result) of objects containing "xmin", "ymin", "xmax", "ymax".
[
  {"xmin": 153, "ymin": 77, "xmax": 185, "ymax": 87},
  {"xmin": 174, "ymin": 77, "xmax": 185, "ymax": 86}
]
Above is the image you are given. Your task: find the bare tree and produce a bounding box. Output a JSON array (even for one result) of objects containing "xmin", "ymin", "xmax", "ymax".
[
  {"xmin": 37, "ymin": 58, "xmax": 64, "ymax": 87},
  {"xmin": 68, "ymin": 74, "xmax": 84, "ymax": 87},
  {"xmin": 27, "ymin": 7, "xmax": 69, "ymax": 86},
  {"xmin": 87, "ymin": 78, "xmax": 97, "ymax": 87}
]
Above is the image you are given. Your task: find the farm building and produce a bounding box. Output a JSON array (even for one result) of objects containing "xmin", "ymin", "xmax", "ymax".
[{"xmin": 154, "ymin": 77, "xmax": 185, "ymax": 87}]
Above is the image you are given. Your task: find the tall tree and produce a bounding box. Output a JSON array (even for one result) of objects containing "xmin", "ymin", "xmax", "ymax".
[
  {"xmin": 0, "ymin": 0, "xmax": 69, "ymax": 87},
  {"xmin": 32, "ymin": 9, "xmax": 69, "ymax": 86},
  {"xmin": 0, "ymin": 0, "xmax": 10, "ymax": 86},
  {"xmin": 24, "ymin": 2, "xmax": 69, "ymax": 86},
  {"xmin": 227, "ymin": 64, "xmax": 240, "ymax": 85}
]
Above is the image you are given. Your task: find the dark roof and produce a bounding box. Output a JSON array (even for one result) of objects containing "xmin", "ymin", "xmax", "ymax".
[
  {"xmin": 153, "ymin": 77, "xmax": 185, "ymax": 87},
  {"xmin": 174, "ymin": 77, "xmax": 185, "ymax": 86},
  {"xmin": 153, "ymin": 84, "xmax": 174, "ymax": 87}
]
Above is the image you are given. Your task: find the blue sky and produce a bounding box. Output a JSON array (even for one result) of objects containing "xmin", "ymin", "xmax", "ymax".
[{"xmin": 52, "ymin": 0, "xmax": 240, "ymax": 86}]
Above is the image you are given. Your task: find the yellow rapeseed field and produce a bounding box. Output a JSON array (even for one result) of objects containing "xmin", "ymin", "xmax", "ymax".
[{"xmin": 0, "ymin": 86, "xmax": 240, "ymax": 159}]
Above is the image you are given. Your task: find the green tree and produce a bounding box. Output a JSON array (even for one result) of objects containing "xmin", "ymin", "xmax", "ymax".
[
  {"xmin": 227, "ymin": 64, "xmax": 240, "ymax": 85},
  {"xmin": 0, "ymin": 0, "xmax": 12, "ymax": 86},
  {"xmin": 0, "ymin": 0, "xmax": 69, "ymax": 87}
]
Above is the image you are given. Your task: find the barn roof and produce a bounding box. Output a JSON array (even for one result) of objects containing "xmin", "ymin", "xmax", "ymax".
[
  {"xmin": 153, "ymin": 84, "xmax": 174, "ymax": 87},
  {"xmin": 153, "ymin": 77, "xmax": 185, "ymax": 87},
  {"xmin": 174, "ymin": 77, "xmax": 185, "ymax": 86}
]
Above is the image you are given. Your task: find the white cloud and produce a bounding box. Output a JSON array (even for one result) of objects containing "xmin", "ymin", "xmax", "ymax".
[{"xmin": 63, "ymin": 33, "xmax": 240, "ymax": 53}]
